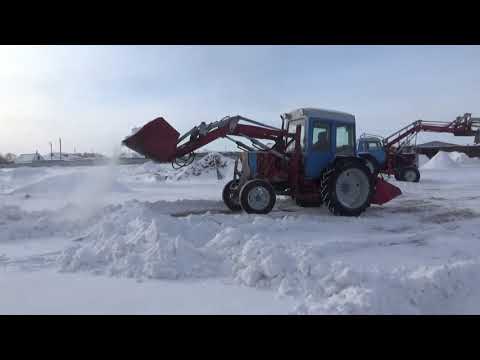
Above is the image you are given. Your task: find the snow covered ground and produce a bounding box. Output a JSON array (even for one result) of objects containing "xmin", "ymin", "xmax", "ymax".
[{"xmin": 1, "ymin": 151, "xmax": 480, "ymax": 314}]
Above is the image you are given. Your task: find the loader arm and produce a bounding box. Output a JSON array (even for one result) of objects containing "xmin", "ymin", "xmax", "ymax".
[
  {"xmin": 122, "ymin": 115, "xmax": 288, "ymax": 163},
  {"xmin": 384, "ymin": 113, "xmax": 480, "ymax": 150}
]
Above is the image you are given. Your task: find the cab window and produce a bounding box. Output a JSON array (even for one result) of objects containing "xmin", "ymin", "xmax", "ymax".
[
  {"xmin": 336, "ymin": 124, "xmax": 354, "ymax": 155},
  {"xmin": 367, "ymin": 141, "xmax": 381, "ymax": 150},
  {"xmin": 311, "ymin": 121, "xmax": 330, "ymax": 151},
  {"xmin": 286, "ymin": 119, "xmax": 305, "ymax": 152}
]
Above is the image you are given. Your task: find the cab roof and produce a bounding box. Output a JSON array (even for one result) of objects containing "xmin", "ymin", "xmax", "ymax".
[
  {"xmin": 285, "ymin": 108, "xmax": 355, "ymax": 124},
  {"xmin": 360, "ymin": 137, "xmax": 382, "ymax": 142}
]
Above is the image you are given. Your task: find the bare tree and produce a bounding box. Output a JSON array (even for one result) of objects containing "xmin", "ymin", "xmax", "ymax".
[
  {"xmin": 0, "ymin": 153, "xmax": 16, "ymax": 163},
  {"xmin": 5, "ymin": 153, "xmax": 16, "ymax": 162}
]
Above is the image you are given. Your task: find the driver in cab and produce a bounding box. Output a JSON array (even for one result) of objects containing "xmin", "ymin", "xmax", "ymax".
[{"xmin": 313, "ymin": 130, "xmax": 329, "ymax": 151}]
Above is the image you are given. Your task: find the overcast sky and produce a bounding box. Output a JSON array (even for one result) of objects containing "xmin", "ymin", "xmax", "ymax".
[{"xmin": 1, "ymin": 45, "xmax": 479, "ymax": 155}]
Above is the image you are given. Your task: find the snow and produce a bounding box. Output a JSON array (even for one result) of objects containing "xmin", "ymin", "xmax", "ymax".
[
  {"xmin": 420, "ymin": 151, "xmax": 480, "ymax": 170},
  {"xmin": 448, "ymin": 151, "xmax": 480, "ymax": 165},
  {"xmin": 0, "ymin": 271, "xmax": 295, "ymax": 314},
  {"xmin": 170, "ymin": 153, "xmax": 233, "ymax": 181},
  {"xmin": 2, "ymin": 152, "xmax": 480, "ymax": 314},
  {"xmin": 12, "ymin": 171, "xmax": 131, "ymax": 195},
  {"xmin": 420, "ymin": 151, "xmax": 460, "ymax": 170},
  {"xmin": 418, "ymin": 154, "xmax": 430, "ymax": 167}
]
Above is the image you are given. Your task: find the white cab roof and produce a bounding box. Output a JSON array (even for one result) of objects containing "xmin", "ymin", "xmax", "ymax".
[{"xmin": 285, "ymin": 108, "xmax": 355, "ymax": 124}]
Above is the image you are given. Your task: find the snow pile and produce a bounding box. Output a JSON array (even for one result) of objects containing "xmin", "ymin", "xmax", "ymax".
[
  {"xmin": 58, "ymin": 201, "xmax": 226, "ymax": 279},
  {"xmin": 421, "ymin": 151, "xmax": 459, "ymax": 170},
  {"xmin": 52, "ymin": 199, "xmax": 480, "ymax": 314},
  {"xmin": 0, "ymin": 204, "xmax": 102, "ymax": 243},
  {"xmin": 293, "ymin": 260, "xmax": 480, "ymax": 314},
  {"xmin": 449, "ymin": 151, "xmax": 469, "ymax": 163},
  {"xmin": 169, "ymin": 153, "xmax": 234, "ymax": 181},
  {"xmin": 116, "ymin": 153, "xmax": 236, "ymax": 184},
  {"xmin": 448, "ymin": 151, "xmax": 480, "ymax": 165},
  {"xmin": 421, "ymin": 151, "xmax": 480, "ymax": 169},
  {"xmin": 206, "ymin": 225, "xmax": 480, "ymax": 314},
  {"xmin": 418, "ymin": 154, "xmax": 430, "ymax": 167}
]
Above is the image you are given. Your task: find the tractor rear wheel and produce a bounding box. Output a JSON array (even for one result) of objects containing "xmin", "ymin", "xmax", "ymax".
[
  {"xmin": 239, "ymin": 179, "xmax": 276, "ymax": 214},
  {"xmin": 222, "ymin": 180, "xmax": 242, "ymax": 211},
  {"xmin": 394, "ymin": 170, "xmax": 401, "ymax": 181},
  {"xmin": 320, "ymin": 160, "xmax": 373, "ymax": 216}
]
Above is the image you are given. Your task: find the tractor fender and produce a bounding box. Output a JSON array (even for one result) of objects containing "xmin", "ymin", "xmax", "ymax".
[
  {"xmin": 357, "ymin": 153, "xmax": 378, "ymax": 165},
  {"xmin": 356, "ymin": 153, "xmax": 381, "ymax": 175},
  {"xmin": 330, "ymin": 156, "xmax": 379, "ymax": 178}
]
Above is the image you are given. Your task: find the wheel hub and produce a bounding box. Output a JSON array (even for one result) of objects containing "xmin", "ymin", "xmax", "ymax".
[
  {"xmin": 247, "ymin": 187, "xmax": 270, "ymax": 211},
  {"xmin": 335, "ymin": 168, "xmax": 370, "ymax": 209},
  {"xmin": 404, "ymin": 170, "xmax": 417, "ymax": 182}
]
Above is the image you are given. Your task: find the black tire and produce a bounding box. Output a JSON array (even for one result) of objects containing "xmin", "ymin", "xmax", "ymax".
[
  {"xmin": 394, "ymin": 170, "xmax": 401, "ymax": 181},
  {"xmin": 239, "ymin": 179, "xmax": 276, "ymax": 214},
  {"xmin": 222, "ymin": 180, "xmax": 242, "ymax": 211},
  {"xmin": 320, "ymin": 160, "xmax": 373, "ymax": 217},
  {"xmin": 399, "ymin": 167, "xmax": 420, "ymax": 182}
]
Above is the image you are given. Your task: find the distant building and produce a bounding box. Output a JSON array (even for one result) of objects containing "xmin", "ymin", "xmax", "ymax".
[
  {"xmin": 416, "ymin": 141, "xmax": 459, "ymax": 148},
  {"xmin": 15, "ymin": 153, "xmax": 45, "ymax": 164}
]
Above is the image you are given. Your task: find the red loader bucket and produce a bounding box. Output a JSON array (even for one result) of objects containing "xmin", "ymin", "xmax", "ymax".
[
  {"xmin": 371, "ymin": 177, "xmax": 402, "ymax": 205},
  {"xmin": 122, "ymin": 117, "xmax": 180, "ymax": 162}
]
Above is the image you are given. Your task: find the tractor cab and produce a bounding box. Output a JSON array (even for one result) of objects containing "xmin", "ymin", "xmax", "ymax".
[
  {"xmin": 357, "ymin": 135, "xmax": 387, "ymax": 170},
  {"xmin": 283, "ymin": 108, "xmax": 356, "ymax": 179}
]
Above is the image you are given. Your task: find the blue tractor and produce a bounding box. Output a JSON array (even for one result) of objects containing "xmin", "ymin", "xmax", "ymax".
[
  {"xmin": 356, "ymin": 135, "xmax": 387, "ymax": 173},
  {"xmin": 123, "ymin": 107, "xmax": 402, "ymax": 216},
  {"xmin": 356, "ymin": 113, "xmax": 480, "ymax": 182},
  {"xmin": 357, "ymin": 134, "xmax": 420, "ymax": 182}
]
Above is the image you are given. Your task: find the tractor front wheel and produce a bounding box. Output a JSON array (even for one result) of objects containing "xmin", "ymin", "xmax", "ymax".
[
  {"xmin": 399, "ymin": 167, "xmax": 420, "ymax": 182},
  {"xmin": 239, "ymin": 179, "xmax": 276, "ymax": 214},
  {"xmin": 320, "ymin": 160, "xmax": 373, "ymax": 217},
  {"xmin": 222, "ymin": 180, "xmax": 242, "ymax": 211}
]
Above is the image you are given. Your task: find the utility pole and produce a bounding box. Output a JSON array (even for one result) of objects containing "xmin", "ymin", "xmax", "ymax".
[
  {"xmin": 49, "ymin": 142, "xmax": 53, "ymax": 160},
  {"xmin": 59, "ymin": 138, "xmax": 62, "ymax": 160}
]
